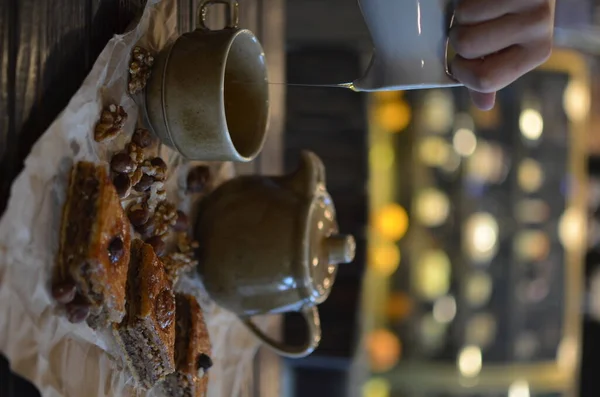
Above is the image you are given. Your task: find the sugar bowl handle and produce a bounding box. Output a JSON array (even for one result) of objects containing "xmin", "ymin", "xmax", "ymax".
[
  {"xmin": 197, "ymin": 0, "xmax": 239, "ymax": 30},
  {"xmin": 241, "ymin": 306, "xmax": 322, "ymax": 359}
]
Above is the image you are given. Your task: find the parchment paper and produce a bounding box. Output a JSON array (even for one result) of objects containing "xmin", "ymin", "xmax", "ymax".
[{"xmin": 0, "ymin": 1, "xmax": 276, "ymax": 396}]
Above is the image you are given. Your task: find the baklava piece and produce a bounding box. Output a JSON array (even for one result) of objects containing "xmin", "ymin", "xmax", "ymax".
[
  {"xmin": 54, "ymin": 161, "xmax": 131, "ymax": 327},
  {"xmin": 162, "ymin": 294, "xmax": 212, "ymax": 397},
  {"xmin": 114, "ymin": 239, "xmax": 176, "ymax": 389}
]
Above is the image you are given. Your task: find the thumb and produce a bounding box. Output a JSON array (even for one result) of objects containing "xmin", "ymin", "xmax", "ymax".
[{"xmin": 469, "ymin": 90, "xmax": 496, "ymax": 111}]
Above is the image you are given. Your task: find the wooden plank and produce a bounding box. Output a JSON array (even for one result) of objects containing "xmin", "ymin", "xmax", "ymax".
[
  {"xmin": 257, "ymin": 0, "xmax": 285, "ymax": 175},
  {"xmin": 0, "ymin": 0, "xmax": 15, "ymax": 215}
]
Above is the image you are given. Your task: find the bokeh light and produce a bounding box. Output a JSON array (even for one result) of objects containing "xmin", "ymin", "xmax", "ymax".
[
  {"xmin": 371, "ymin": 243, "xmax": 401, "ymax": 276},
  {"xmin": 453, "ymin": 128, "xmax": 477, "ymax": 157},
  {"xmin": 374, "ymin": 204, "xmax": 409, "ymax": 241},
  {"xmin": 464, "ymin": 213, "xmax": 499, "ymax": 262},
  {"xmin": 433, "ymin": 295, "xmax": 457, "ymax": 324},
  {"xmin": 457, "ymin": 345, "xmax": 482, "ymax": 378},
  {"xmin": 366, "ymin": 329, "xmax": 402, "ymax": 372},
  {"xmin": 418, "ymin": 137, "xmax": 451, "ymax": 167},
  {"xmin": 563, "ymin": 79, "xmax": 590, "ymax": 122},
  {"xmin": 373, "ymin": 100, "xmax": 412, "ymax": 132},
  {"xmin": 464, "ymin": 271, "xmax": 493, "ymax": 308},
  {"xmin": 414, "ymin": 188, "xmax": 450, "ymax": 227},
  {"xmin": 362, "ymin": 378, "xmax": 391, "ymax": 397},
  {"xmin": 508, "ymin": 380, "xmax": 531, "ymax": 397},
  {"xmin": 414, "ymin": 250, "xmax": 451, "ymax": 300},
  {"xmin": 519, "ymin": 109, "xmax": 544, "ymax": 141},
  {"xmin": 386, "ymin": 292, "xmax": 413, "ymax": 321},
  {"xmin": 422, "ymin": 90, "xmax": 454, "ymax": 133},
  {"xmin": 518, "ymin": 159, "xmax": 544, "ymax": 193}
]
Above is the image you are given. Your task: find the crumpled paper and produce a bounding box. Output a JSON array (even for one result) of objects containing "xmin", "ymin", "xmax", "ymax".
[{"xmin": 0, "ymin": 1, "xmax": 276, "ymax": 396}]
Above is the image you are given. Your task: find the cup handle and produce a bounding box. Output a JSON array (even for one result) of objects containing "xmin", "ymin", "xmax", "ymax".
[
  {"xmin": 198, "ymin": 0, "xmax": 239, "ymax": 30},
  {"xmin": 240, "ymin": 306, "xmax": 322, "ymax": 359},
  {"xmin": 445, "ymin": 2, "xmax": 458, "ymax": 82}
]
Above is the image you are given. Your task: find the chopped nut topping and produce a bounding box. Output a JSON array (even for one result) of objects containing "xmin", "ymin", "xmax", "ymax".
[
  {"xmin": 141, "ymin": 157, "xmax": 167, "ymax": 181},
  {"xmin": 128, "ymin": 46, "xmax": 155, "ymax": 95},
  {"xmin": 152, "ymin": 201, "xmax": 178, "ymax": 237},
  {"xmin": 94, "ymin": 104, "xmax": 127, "ymax": 142},
  {"xmin": 163, "ymin": 231, "xmax": 199, "ymax": 284}
]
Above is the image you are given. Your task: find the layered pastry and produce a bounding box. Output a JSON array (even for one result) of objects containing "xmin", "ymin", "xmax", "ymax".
[
  {"xmin": 162, "ymin": 294, "xmax": 212, "ymax": 397},
  {"xmin": 55, "ymin": 161, "xmax": 131, "ymax": 327},
  {"xmin": 114, "ymin": 239, "xmax": 176, "ymax": 389}
]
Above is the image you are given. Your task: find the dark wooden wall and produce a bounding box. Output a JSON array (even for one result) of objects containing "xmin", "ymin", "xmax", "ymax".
[
  {"xmin": 0, "ymin": 0, "xmax": 142, "ymax": 214},
  {"xmin": 282, "ymin": 44, "xmax": 368, "ymax": 397},
  {"xmin": 0, "ymin": 1, "xmax": 143, "ymax": 394}
]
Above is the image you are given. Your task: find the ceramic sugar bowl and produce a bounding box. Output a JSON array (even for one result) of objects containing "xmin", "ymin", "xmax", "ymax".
[{"xmin": 194, "ymin": 151, "xmax": 355, "ymax": 358}]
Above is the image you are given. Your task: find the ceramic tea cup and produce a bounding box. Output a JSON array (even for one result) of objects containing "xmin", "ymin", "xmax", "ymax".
[
  {"xmin": 145, "ymin": 0, "xmax": 269, "ymax": 161},
  {"xmin": 352, "ymin": 0, "xmax": 462, "ymax": 91}
]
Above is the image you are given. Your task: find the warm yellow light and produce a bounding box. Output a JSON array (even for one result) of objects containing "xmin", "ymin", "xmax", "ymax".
[
  {"xmin": 374, "ymin": 204, "xmax": 409, "ymax": 241},
  {"xmin": 366, "ymin": 329, "xmax": 402, "ymax": 372},
  {"xmin": 466, "ymin": 141, "xmax": 505, "ymax": 184},
  {"xmin": 433, "ymin": 295, "xmax": 456, "ymax": 324},
  {"xmin": 558, "ymin": 208, "xmax": 585, "ymax": 251},
  {"xmin": 374, "ymin": 100, "xmax": 412, "ymax": 132},
  {"xmin": 519, "ymin": 109, "xmax": 543, "ymax": 141},
  {"xmin": 453, "ymin": 128, "xmax": 477, "ymax": 157},
  {"xmin": 457, "ymin": 345, "xmax": 482, "ymax": 378},
  {"xmin": 514, "ymin": 230, "xmax": 550, "ymax": 261},
  {"xmin": 418, "ymin": 137, "xmax": 450, "ymax": 167},
  {"xmin": 422, "ymin": 90, "xmax": 454, "ymax": 134},
  {"xmin": 371, "ymin": 243, "xmax": 401, "ymax": 276},
  {"xmin": 370, "ymin": 143, "xmax": 395, "ymax": 171},
  {"xmin": 373, "ymin": 91, "xmax": 403, "ymax": 103},
  {"xmin": 414, "ymin": 188, "xmax": 450, "ymax": 227},
  {"xmin": 464, "ymin": 271, "xmax": 493, "ymax": 308},
  {"xmin": 465, "ymin": 313, "xmax": 496, "ymax": 348},
  {"xmin": 518, "ymin": 159, "xmax": 544, "ymax": 193},
  {"xmin": 557, "ymin": 337, "xmax": 577, "ymax": 370},
  {"xmin": 508, "ymin": 380, "xmax": 531, "ymax": 397},
  {"xmin": 464, "ymin": 213, "xmax": 499, "ymax": 262},
  {"xmin": 362, "ymin": 378, "xmax": 391, "ymax": 397},
  {"xmin": 563, "ymin": 79, "xmax": 590, "ymax": 122},
  {"xmin": 414, "ymin": 250, "xmax": 451, "ymax": 300},
  {"xmin": 386, "ymin": 292, "xmax": 413, "ymax": 321}
]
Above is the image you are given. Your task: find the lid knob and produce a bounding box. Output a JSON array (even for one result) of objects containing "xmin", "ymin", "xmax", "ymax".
[{"xmin": 325, "ymin": 234, "xmax": 356, "ymax": 264}]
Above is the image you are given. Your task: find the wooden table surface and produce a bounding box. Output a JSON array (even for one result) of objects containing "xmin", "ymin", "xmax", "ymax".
[{"xmin": 0, "ymin": 0, "xmax": 285, "ymax": 395}]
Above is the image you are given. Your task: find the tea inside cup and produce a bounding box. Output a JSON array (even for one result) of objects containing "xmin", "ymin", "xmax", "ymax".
[{"xmin": 222, "ymin": 32, "xmax": 270, "ymax": 160}]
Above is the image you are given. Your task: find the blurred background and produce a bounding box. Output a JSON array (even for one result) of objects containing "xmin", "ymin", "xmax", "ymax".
[{"xmin": 1, "ymin": 0, "xmax": 600, "ymax": 397}]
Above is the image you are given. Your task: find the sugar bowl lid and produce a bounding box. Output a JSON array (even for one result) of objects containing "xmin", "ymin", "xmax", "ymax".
[{"xmin": 289, "ymin": 152, "xmax": 356, "ymax": 305}]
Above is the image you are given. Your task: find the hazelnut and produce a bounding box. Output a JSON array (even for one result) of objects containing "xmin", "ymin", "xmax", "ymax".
[
  {"xmin": 134, "ymin": 174, "xmax": 154, "ymax": 192},
  {"xmin": 113, "ymin": 173, "xmax": 132, "ymax": 198},
  {"xmin": 51, "ymin": 280, "xmax": 77, "ymax": 304},
  {"xmin": 173, "ymin": 211, "xmax": 189, "ymax": 232},
  {"xmin": 155, "ymin": 289, "xmax": 175, "ymax": 330},
  {"xmin": 132, "ymin": 128, "xmax": 154, "ymax": 148},
  {"xmin": 145, "ymin": 236, "xmax": 166, "ymax": 257},
  {"xmin": 65, "ymin": 297, "xmax": 90, "ymax": 323},
  {"xmin": 150, "ymin": 157, "xmax": 168, "ymax": 180},
  {"xmin": 128, "ymin": 203, "xmax": 151, "ymax": 227},
  {"xmin": 111, "ymin": 153, "xmax": 136, "ymax": 173},
  {"xmin": 197, "ymin": 353, "xmax": 213, "ymax": 371},
  {"xmin": 108, "ymin": 237, "xmax": 125, "ymax": 264},
  {"xmin": 187, "ymin": 166, "xmax": 210, "ymax": 193}
]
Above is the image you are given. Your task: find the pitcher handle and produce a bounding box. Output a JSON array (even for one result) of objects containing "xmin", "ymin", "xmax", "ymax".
[
  {"xmin": 198, "ymin": 0, "xmax": 239, "ymax": 30},
  {"xmin": 445, "ymin": 7, "xmax": 458, "ymax": 82},
  {"xmin": 240, "ymin": 306, "xmax": 322, "ymax": 359}
]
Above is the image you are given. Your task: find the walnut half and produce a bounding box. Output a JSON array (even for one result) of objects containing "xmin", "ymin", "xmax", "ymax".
[{"xmin": 94, "ymin": 104, "xmax": 127, "ymax": 142}]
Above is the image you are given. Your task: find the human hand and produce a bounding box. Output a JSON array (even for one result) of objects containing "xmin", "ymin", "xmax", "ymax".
[{"xmin": 449, "ymin": 0, "xmax": 556, "ymax": 110}]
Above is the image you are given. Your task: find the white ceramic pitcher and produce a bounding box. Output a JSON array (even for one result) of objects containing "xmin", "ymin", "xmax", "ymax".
[{"xmin": 352, "ymin": 0, "xmax": 463, "ymax": 91}]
